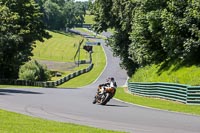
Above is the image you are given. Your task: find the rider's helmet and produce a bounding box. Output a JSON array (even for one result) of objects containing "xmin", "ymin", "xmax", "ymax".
[{"xmin": 110, "ymin": 77, "xmax": 115, "ymax": 82}]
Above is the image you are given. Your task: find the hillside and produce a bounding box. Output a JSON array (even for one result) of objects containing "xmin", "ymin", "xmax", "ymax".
[
  {"xmin": 32, "ymin": 30, "xmax": 106, "ymax": 87},
  {"xmin": 32, "ymin": 31, "xmax": 86, "ymax": 62}
]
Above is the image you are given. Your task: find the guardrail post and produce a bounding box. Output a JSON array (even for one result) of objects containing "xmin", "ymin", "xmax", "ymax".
[{"xmin": 186, "ymin": 86, "xmax": 189, "ymax": 104}]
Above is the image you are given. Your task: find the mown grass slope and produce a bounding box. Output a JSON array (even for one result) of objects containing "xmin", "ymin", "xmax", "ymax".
[
  {"xmin": 32, "ymin": 31, "xmax": 87, "ymax": 62},
  {"xmin": 130, "ymin": 60, "xmax": 200, "ymax": 86}
]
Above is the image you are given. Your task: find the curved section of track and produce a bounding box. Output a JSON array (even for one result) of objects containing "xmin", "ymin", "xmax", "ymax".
[{"xmin": 0, "ymin": 37, "xmax": 200, "ymax": 133}]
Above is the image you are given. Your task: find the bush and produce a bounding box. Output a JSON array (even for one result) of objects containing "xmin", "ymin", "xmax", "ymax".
[{"xmin": 19, "ymin": 60, "xmax": 51, "ymax": 81}]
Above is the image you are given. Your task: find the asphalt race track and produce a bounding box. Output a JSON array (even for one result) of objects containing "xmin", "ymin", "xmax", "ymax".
[{"xmin": 0, "ymin": 34, "xmax": 200, "ymax": 133}]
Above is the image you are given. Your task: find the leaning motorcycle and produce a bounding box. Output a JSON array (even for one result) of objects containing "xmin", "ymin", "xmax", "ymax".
[{"xmin": 93, "ymin": 86, "xmax": 115, "ymax": 105}]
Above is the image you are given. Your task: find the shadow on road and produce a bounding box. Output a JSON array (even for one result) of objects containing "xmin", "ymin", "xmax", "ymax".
[
  {"xmin": 0, "ymin": 93, "xmax": 7, "ymax": 95},
  {"xmin": 105, "ymin": 104, "xmax": 129, "ymax": 108},
  {"xmin": 0, "ymin": 89, "xmax": 43, "ymax": 95}
]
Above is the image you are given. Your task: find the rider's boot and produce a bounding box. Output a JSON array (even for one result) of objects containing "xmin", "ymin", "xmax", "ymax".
[
  {"xmin": 93, "ymin": 95, "xmax": 97, "ymax": 104},
  {"xmin": 93, "ymin": 99, "xmax": 96, "ymax": 104}
]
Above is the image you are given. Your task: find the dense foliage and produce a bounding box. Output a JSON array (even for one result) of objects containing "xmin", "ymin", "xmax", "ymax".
[
  {"xmin": 0, "ymin": 0, "xmax": 48, "ymax": 79},
  {"xmin": 36, "ymin": 0, "xmax": 88, "ymax": 30},
  {"xmin": 19, "ymin": 60, "xmax": 51, "ymax": 81},
  {"xmin": 92, "ymin": 0, "xmax": 200, "ymax": 76}
]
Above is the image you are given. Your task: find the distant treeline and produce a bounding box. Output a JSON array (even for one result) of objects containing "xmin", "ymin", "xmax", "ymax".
[{"xmin": 36, "ymin": 0, "xmax": 89, "ymax": 30}]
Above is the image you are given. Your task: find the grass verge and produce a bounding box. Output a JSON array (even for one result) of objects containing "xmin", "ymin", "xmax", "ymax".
[
  {"xmin": 73, "ymin": 28, "xmax": 94, "ymax": 36},
  {"xmin": 130, "ymin": 60, "xmax": 200, "ymax": 86},
  {"xmin": 115, "ymin": 87, "xmax": 200, "ymax": 115},
  {"xmin": 0, "ymin": 109, "xmax": 124, "ymax": 133}
]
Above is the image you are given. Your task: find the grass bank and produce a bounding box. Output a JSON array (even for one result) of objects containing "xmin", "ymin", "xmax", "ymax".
[
  {"xmin": 130, "ymin": 60, "xmax": 200, "ymax": 86},
  {"xmin": 115, "ymin": 87, "xmax": 200, "ymax": 115},
  {"xmin": 0, "ymin": 109, "xmax": 123, "ymax": 133},
  {"xmin": 32, "ymin": 31, "xmax": 87, "ymax": 62},
  {"xmin": 125, "ymin": 60, "xmax": 200, "ymax": 115}
]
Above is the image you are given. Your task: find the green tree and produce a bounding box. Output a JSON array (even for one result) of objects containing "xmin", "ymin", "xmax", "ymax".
[
  {"xmin": 19, "ymin": 60, "xmax": 51, "ymax": 81},
  {"xmin": 0, "ymin": 0, "xmax": 48, "ymax": 79},
  {"xmin": 93, "ymin": 0, "xmax": 138, "ymax": 76},
  {"xmin": 43, "ymin": 0, "xmax": 63, "ymax": 29},
  {"xmin": 0, "ymin": 4, "xmax": 20, "ymax": 78},
  {"xmin": 38, "ymin": 0, "xmax": 86, "ymax": 30},
  {"xmin": 161, "ymin": 0, "xmax": 200, "ymax": 61},
  {"xmin": 51, "ymin": 0, "xmax": 65, "ymax": 7},
  {"xmin": 129, "ymin": 0, "xmax": 167, "ymax": 65},
  {"xmin": 63, "ymin": 1, "xmax": 86, "ymax": 28},
  {"xmin": 93, "ymin": 0, "xmax": 200, "ymax": 75}
]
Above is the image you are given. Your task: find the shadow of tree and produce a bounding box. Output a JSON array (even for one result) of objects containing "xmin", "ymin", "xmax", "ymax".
[
  {"xmin": 157, "ymin": 59, "xmax": 183, "ymax": 75},
  {"xmin": 156, "ymin": 58, "xmax": 200, "ymax": 76}
]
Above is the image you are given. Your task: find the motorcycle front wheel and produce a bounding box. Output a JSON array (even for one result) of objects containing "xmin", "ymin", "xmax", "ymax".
[{"xmin": 100, "ymin": 93, "xmax": 110, "ymax": 105}]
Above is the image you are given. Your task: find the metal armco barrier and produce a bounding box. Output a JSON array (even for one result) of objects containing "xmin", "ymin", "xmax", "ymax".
[
  {"xmin": 44, "ymin": 63, "xmax": 93, "ymax": 87},
  {"xmin": 128, "ymin": 82, "xmax": 200, "ymax": 105}
]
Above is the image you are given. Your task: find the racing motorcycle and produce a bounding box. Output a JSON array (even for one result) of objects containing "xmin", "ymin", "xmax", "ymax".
[{"xmin": 92, "ymin": 86, "xmax": 115, "ymax": 105}]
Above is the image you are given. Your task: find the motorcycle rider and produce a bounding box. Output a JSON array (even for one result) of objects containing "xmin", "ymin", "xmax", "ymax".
[
  {"xmin": 105, "ymin": 77, "xmax": 117, "ymax": 98},
  {"xmin": 98, "ymin": 77, "xmax": 111, "ymax": 94},
  {"xmin": 93, "ymin": 77, "xmax": 117, "ymax": 104}
]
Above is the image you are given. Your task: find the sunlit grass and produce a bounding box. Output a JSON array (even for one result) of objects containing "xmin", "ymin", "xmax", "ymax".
[
  {"xmin": 32, "ymin": 31, "xmax": 87, "ymax": 62},
  {"xmin": 84, "ymin": 14, "xmax": 95, "ymax": 24},
  {"xmin": 130, "ymin": 61, "xmax": 200, "ymax": 86},
  {"xmin": 0, "ymin": 109, "xmax": 124, "ymax": 133},
  {"xmin": 74, "ymin": 28, "xmax": 93, "ymax": 35}
]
